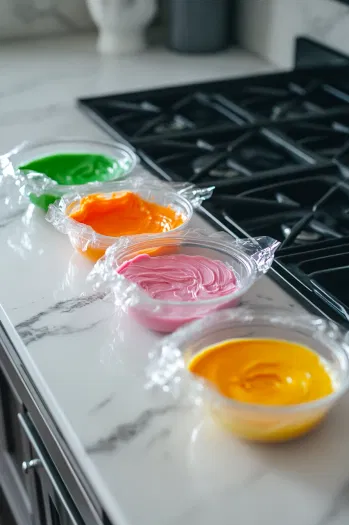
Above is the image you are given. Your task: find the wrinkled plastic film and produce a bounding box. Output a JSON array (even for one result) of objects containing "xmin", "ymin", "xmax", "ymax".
[
  {"xmin": 46, "ymin": 194, "xmax": 78, "ymax": 234},
  {"xmin": 88, "ymin": 239, "xmax": 130, "ymax": 287},
  {"xmin": 228, "ymin": 235, "xmax": 280, "ymax": 275},
  {"xmin": 18, "ymin": 169, "xmax": 61, "ymax": 198},
  {"xmin": 0, "ymin": 143, "xmax": 60, "ymax": 205},
  {"xmin": 88, "ymin": 230, "xmax": 280, "ymax": 316},
  {"xmin": 175, "ymin": 183, "xmax": 214, "ymax": 207},
  {"xmin": 46, "ymin": 180, "xmax": 214, "ymax": 257},
  {"xmin": 1, "ymin": 140, "xmax": 213, "ymax": 208},
  {"xmin": 145, "ymin": 308, "xmax": 254, "ymax": 396},
  {"xmin": 62, "ymin": 178, "xmax": 214, "ymax": 207},
  {"xmin": 0, "ymin": 152, "xmax": 24, "ymax": 208},
  {"xmin": 46, "ymin": 177, "xmax": 157, "ymax": 240},
  {"xmin": 144, "ymin": 307, "xmax": 349, "ymax": 406},
  {"xmin": 88, "ymin": 238, "xmax": 156, "ymax": 311},
  {"xmin": 145, "ymin": 336, "xmax": 188, "ymax": 397},
  {"xmin": 0, "ymin": 141, "xmax": 140, "ymax": 203}
]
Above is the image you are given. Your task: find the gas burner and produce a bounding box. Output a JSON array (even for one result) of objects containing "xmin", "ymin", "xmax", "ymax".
[
  {"xmin": 269, "ymin": 116, "xmax": 349, "ymax": 160},
  {"xmin": 281, "ymin": 225, "xmax": 322, "ymax": 244},
  {"xmin": 223, "ymin": 208, "xmax": 346, "ymax": 247},
  {"xmin": 85, "ymin": 91, "xmax": 245, "ymax": 141},
  {"xmin": 207, "ymin": 168, "xmax": 239, "ymax": 178},
  {"xmin": 154, "ymin": 115, "xmax": 194, "ymax": 134},
  {"xmin": 216, "ymin": 80, "xmax": 349, "ymax": 122},
  {"xmin": 210, "ymin": 171, "xmax": 349, "ymax": 248},
  {"xmin": 139, "ymin": 129, "xmax": 313, "ymax": 183}
]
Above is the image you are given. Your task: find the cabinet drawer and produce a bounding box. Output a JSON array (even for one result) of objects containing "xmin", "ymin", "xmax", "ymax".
[
  {"xmin": 19, "ymin": 412, "xmax": 84, "ymax": 525},
  {"xmin": 0, "ymin": 321, "xmax": 106, "ymax": 525},
  {"xmin": 0, "ymin": 365, "xmax": 33, "ymax": 525}
]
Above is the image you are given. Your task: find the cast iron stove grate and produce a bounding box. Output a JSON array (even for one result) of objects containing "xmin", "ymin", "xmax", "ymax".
[
  {"xmin": 204, "ymin": 165, "xmax": 349, "ymax": 246},
  {"xmin": 216, "ymin": 78, "xmax": 349, "ymax": 122},
  {"xmin": 203, "ymin": 163, "xmax": 349, "ymax": 324},
  {"xmin": 278, "ymin": 242, "xmax": 349, "ymax": 323},
  {"xmin": 79, "ymin": 64, "xmax": 349, "ymax": 145},
  {"xmin": 268, "ymin": 114, "xmax": 349, "ymax": 161},
  {"xmin": 78, "ymin": 37, "xmax": 349, "ymax": 327},
  {"xmin": 81, "ymin": 91, "xmax": 246, "ymax": 143},
  {"xmin": 138, "ymin": 128, "xmax": 317, "ymax": 183}
]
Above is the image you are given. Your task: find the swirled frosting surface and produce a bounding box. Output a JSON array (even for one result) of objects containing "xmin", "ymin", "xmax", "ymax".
[
  {"xmin": 188, "ymin": 339, "xmax": 334, "ymax": 405},
  {"xmin": 117, "ymin": 253, "xmax": 238, "ymax": 301},
  {"xmin": 69, "ymin": 191, "xmax": 184, "ymax": 237}
]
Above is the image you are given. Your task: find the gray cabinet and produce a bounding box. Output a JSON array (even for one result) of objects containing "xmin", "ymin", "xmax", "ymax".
[
  {"xmin": 18, "ymin": 413, "xmax": 84, "ymax": 525},
  {"xmin": 0, "ymin": 325, "xmax": 107, "ymax": 525},
  {"xmin": 0, "ymin": 358, "xmax": 84, "ymax": 525},
  {"xmin": 0, "ymin": 367, "xmax": 34, "ymax": 525}
]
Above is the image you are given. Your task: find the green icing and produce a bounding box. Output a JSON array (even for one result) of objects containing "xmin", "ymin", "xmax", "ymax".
[
  {"xmin": 29, "ymin": 193, "xmax": 57, "ymax": 211},
  {"xmin": 20, "ymin": 153, "xmax": 125, "ymax": 185},
  {"xmin": 19, "ymin": 153, "xmax": 128, "ymax": 211}
]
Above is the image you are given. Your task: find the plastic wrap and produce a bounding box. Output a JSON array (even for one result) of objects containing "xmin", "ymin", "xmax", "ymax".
[
  {"xmin": 89, "ymin": 230, "xmax": 279, "ymax": 332},
  {"xmin": 0, "ymin": 146, "xmax": 30, "ymax": 209},
  {"xmin": 46, "ymin": 179, "xmax": 214, "ymax": 263},
  {"xmin": 145, "ymin": 307, "xmax": 349, "ymax": 441},
  {"xmin": 0, "ymin": 139, "xmax": 138, "ymax": 210}
]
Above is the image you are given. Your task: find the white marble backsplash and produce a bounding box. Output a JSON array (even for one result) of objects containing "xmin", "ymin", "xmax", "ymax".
[
  {"xmin": 238, "ymin": 0, "xmax": 349, "ymax": 67},
  {"xmin": 0, "ymin": 0, "xmax": 92, "ymax": 39},
  {"xmin": 0, "ymin": 0, "xmax": 166, "ymax": 41}
]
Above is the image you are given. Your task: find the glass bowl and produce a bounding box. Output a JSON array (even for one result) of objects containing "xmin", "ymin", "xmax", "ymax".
[
  {"xmin": 94, "ymin": 232, "xmax": 278, "ymax": 332},
  {"xmin": 1, "ymin": 138, "xmax": 138, "ymax": 210},
  {"xmin": 48, "ymin": 185, "xmax": 195, "ymax": 263},
  {"xmin": 152, "ymin": 308, "xmax": 349, "ymax": 442}
]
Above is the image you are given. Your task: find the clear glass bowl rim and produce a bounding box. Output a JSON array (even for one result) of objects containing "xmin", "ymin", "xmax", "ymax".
[
  {"xmin": 168, "ymin": 307, "xmax": 349, "ymax": 413},
  {"xmin": 111, "ymin": 235, "xmax": 259, "ymax": 308},
  {"xmin": 62, "ymin": 186, "xmax": 194, "ymax": 243},
  {"xmin": 5, "ymin": 137, "xmax": 138, "ymax": 190}
]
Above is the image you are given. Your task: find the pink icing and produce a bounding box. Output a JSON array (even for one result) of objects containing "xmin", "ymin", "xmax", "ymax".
[{"xmin": 117, "ymin": 253, "xmax": 238, "ymax": 301}]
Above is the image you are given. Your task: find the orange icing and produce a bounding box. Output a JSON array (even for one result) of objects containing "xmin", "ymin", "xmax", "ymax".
[
  {"xmin": 188, "ymin": 339, "xmax": 335, "ymax": 441},
  {"xmin": 69, "ymin": 191, "xmax": 185, "ymax": 237},
  {"xmin": 67, "ymin": 191, "xmax": 185, "ymax": 262}
]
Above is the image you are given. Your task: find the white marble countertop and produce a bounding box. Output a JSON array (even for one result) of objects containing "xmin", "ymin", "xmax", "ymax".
[{"xmin": 1, "ymin": 34, "xmax": 349, "ymax": 525}]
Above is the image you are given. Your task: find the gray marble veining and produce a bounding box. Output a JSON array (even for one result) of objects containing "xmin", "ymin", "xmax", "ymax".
[
  {"xmin": 86, "ymin": 404, "xmax": 181, "ymax": 454},
  {"xmin": 1, "ymin": 34, "xmax": 348, "ymax": 525}
]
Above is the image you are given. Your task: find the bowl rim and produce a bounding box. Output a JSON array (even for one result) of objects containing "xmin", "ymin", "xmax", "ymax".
[
  {"xmin": 58, "ymin": 186, "xmax": 194, "ymax": 244},
  {"xmin": 5, "ymin": 137, "xmax": 138, "ymax": 189},
  {"xmin": 115, "ymin": 237, "xmax": 259, "ymax": 308},
  {"xmin": 170, "ymin": 307, "xmax": 349, "ymax": 413}
]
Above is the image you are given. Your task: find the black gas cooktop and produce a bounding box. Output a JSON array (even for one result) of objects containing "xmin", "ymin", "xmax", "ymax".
[{"xmin": 78, "ymin": 37, "xmax": 349, "ymax": 327}]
